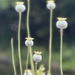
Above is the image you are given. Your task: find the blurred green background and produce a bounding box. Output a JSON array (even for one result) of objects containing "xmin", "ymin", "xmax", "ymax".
[{"xmin": 0, "ymin": 0, "xmax": 75, "ymax": 75}]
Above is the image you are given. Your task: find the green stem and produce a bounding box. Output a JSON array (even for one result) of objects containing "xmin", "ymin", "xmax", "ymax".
[
  {"xmin": 26, "ymin": 0, "xmax": 30, "ymax": 72},
  {"xmin": 11, "ymin": 38, "xmax": 17, "ymax": 75},
  {"xmin": 26, "ymin": 0, "xmax": 35, "ymax": 74},
  {"xmin": 25, "ymin": 0, "xmax": 30, "ymax": 72},
  {"xmin": 18, "ymin": 12, "xmax": 22, "ymax": 75},
  {"xmin": 48, "ymin": 10, "xmax": 53, "ymax": 75},
  {"xmin": 35, "ymin": 62, "xmax": 38, "ymax": 75},
  {"xmin": 26, "ymin": 49, "xmax": 30, "ymax": 71},
  {"xmin": 60, "ymin": 29, "xmax": 63, "ymax": 75},
  {"xmin": 27, "ymin": 0, "xmax": 30, "ymax": 37},
  {"xmin": 29, "ymin": 47, "xmax": 35, "ymax": 75}
]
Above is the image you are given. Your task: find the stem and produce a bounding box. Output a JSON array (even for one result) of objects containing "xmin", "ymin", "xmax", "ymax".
[
  {"xmin": 25, "ymin": 0, "xmax": 30, "ymax": 73},
  {"xmin": 26, "ymin": 0, "xmax": 35, "ymax": 74},
  {"xmin": 60, "ymin": 29, "xmax": 63, "ymax": 75},
  {"xmin": 27, "ymin": 0, "xmax": 30, "ymax": 37},
  {"xmin": 35, "ymin": 62, "xmax": 38, "ymax": 75},
  {"xmin": 48, "ymin": 10, "xmax": 53, "ymax": 75},
  {"xmin": 26, "ymin": 49, "xmax": 30, "ymax": 71},
  {"xmin": 11, "ymin": 38, "xmax": 17, "ymax": 75},
  {"xmin": 29, "ymin": 47, "xmax": 35, "ymax": 75},
  {"xmin": 26, "ymin": 0, "xmax": 30, "ymax": 71},
  {"xmin": 18, "ymin": 12, "xmax": 22, "ymax": 75}
]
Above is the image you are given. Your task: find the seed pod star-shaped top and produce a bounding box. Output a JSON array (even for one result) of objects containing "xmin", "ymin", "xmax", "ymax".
[
  {"xmin": 15, "ymin": 2, "xmax": 26, "ymax": 13},
  {"xmin": 34, "ymin": 51, "xmax": 42, "ymax": 55},
  {"xmin": 56, "ymin": 17, "xmax": 68, "ymax": 29}
]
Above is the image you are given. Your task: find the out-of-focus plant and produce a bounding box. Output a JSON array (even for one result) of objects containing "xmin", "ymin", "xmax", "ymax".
[
  {"xmin": 0, "ymin": 0, "xmax": 18, "ymax": 10},
  {"xmin": 11, "ymin": 38, "xmax": 17, "ymax": 75}
]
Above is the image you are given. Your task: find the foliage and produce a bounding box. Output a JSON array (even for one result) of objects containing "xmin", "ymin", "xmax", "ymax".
[
  {"xmin": 0, "ymin": 0, "xmax": 19, "ymax": 10},
  {"xmin": 37, "ymin": 65, "xmax": 45, "ymax": 75}
]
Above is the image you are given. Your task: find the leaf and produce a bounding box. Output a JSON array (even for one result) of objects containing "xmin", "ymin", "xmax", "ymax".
[{"xmin": 37, "ymin": 65, "xmax": 45, "ymax": 75}]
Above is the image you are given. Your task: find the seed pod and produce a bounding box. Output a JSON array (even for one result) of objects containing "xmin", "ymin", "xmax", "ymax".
[
  {"xmin": 33, "ymin": 51, "xmax": 42, "ymax": 63},
  {"xmin": 46, "ymin": 1, "xmax": 56, "ymax": 10},
  {"xmin": 25, "ymin": 37, "xmax": 34, "ymax": 47},
  {"xmin": 56, "ymin": 18, "xmax": 68, "ymax": 29},
  {"xmin": 15, "ymin": 2, "xmax": 26, "ymax": 13}
]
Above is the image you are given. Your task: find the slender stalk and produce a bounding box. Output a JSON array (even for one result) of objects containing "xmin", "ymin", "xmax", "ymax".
[
  {"xmin": 26, "ymin": 0, "xmax": 31, "ymax": 72},
  {"xmin": 60, "ymin": 29, "xmax": 63, "ymax": 75},
  {"xmin": 48, "ymin": 10, "xmax": 53, "ymax": 75},
  {"xmin": 27, "ymin": 0, "xmax": 30, "ymax": 37},
  {"xmin": 26, "ymin": 48, "xmax": 30, "ymax": 71},
  {"xmin": 26, "ymin": 0, "xmax": 35, "ymax": 74},
  {"xmin": 35, "ymin": 62, "xmax": 38, "ymax": 75},
  {"xmin": 18, "ymin": 12, "xmax": 22, "ymax": 75},
  {"xmin": 29, "ymin": 47, "xmax": 35, "ymax": 75},
  {"xmin": 11, "ymin": 38, "xmax": 17, "ymax": 75},
  {"xmin": 26, "ymin": 0, "xmax": 30, "ymax": 71},
  {"xmin": 25, "ymin": 0, "xmax": 35, "ymax": 74}
]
